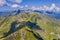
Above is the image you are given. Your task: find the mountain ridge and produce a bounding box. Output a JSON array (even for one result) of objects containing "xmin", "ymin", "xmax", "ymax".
[{"xmin": 0, "ymin": 11, "xmax": 60, "ymax": 40}]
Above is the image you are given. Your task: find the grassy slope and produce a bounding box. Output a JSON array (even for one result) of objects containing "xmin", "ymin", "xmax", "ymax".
[{"xmin": 0, "ymin": 12, "xmax": 60, "ymax": 40}]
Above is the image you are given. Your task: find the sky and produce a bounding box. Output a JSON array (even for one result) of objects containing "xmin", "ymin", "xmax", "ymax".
[{"xmin": 0, "ymin": 0, "xmax": 60, "ymax": 11}]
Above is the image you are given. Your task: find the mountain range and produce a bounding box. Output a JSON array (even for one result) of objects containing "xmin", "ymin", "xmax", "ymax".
[
  {"xmin": 0, "ymin": 9, "xmax": 60, "ymax": 19},
  {"xmin": 0, "ymin": 9, "xmax": 60, "ymax": 40}
]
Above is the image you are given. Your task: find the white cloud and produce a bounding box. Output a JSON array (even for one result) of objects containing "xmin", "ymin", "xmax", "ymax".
[
  {"xmin": 52, "ymin": 3, "xmax": 56, "ymax": 7},
  {"xmin": 5, "ymin": 0, "xmax": 23, "ymax": 8},
  {"xmin": 0, "ymin": 0, "xmax": 6, "ymax": 6},
  {"xmin": 7, "ymin": 0, "xmax": 22, "ymax": 3},
  {"xmin": 39, "ymin": 4, "xmax": 56, "ymax": 11},
  {"xmin": 25, "ymin": 5, "xmax": 28, "ymax": 7},
  {"xmin": 31, "ymin": 6, "xmax": 41, "ymax": 10},
  {"xmin": 43, "ymin": 5, "xmax": 49, "ymax": 10},
  {"xmin": 11, "ymin": 4, "xmax": 24, "ymax": 9},
  {"xmin": 56, "ymin": 7, "xmax": 60, "ymax": 12},
  {"xmin": 15, "ymin": 0, "xmax": 22, "ymax": 3},
  {"xmin": 40, "ymin": 3, "xmax": 60, "ymax": 12},
  {"xmin": 0, "ymin": 0, "xmax": 23, "ymax": 6},
  {"xmin": 20, "ymin": 6, "xmax": 24, "ymax": 8},
  {"xmin": 31, "ymin": 6, "xmax": 36, "ymax": 10},
  {"xmin": 0, "ymin": 0, "xmax": 60, "ymax": 12},
  {"xmin": 11, "ymin": 4, "xmax": 20, "ymax": 8},
  {"xmin": 30, "ymin": 3, "xmax": 60, "ymax": 12},
  {"xmin": 49, "ymin": 3, "xmax": 60, "ymax": 12},
  {"xmin": 50, "ymin": 3, "xmax": 56, "ymax": 11}
]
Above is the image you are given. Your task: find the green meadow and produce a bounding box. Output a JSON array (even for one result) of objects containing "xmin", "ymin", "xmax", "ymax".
[{"xmin": 0, "ymin": 12, "xmax": 60, "ymax": 40}]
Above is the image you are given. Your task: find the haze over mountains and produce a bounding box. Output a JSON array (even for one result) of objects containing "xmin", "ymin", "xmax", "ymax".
[
  {"xmin": 0, "ymin": 3, "xmax": 60, "ymax": 19},
  {"xmin": 0, "ymin": 8, "xmax": 60, "ymax": 19}
]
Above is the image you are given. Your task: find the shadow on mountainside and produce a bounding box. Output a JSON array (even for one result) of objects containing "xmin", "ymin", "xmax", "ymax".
[
  {"xmin": 0, "ymin": 21, "xmax": 25, "ymax": 39},
  {"xmin": 27, "ymin": 30, "xmax": 43, "ymax": 40},
  {"xmin": 3, "ymin": 21, "xmax": 25, "ymax": 37},
  {"xmin": 26, "ymin": 21, "xmax": 42, "ymax": 30},
  {"xmin": 0, "ymin": 21, "xmax": 43, "ymax": 39}
]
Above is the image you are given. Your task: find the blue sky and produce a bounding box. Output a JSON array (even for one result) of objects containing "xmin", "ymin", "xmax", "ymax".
[
  {"xmin": 20, "ymin": 0, "xmax": 60, "ymax": 7},
  {"xmin": 5, "ymin": 0, "xmax": 60, "ymax": 7},
  {"xmin": 0, "ymin": 0, "xmax": 60, "ymax": 11}
]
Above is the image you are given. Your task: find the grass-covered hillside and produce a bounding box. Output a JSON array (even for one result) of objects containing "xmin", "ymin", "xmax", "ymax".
[{"xmin": 0, "ymin": 11, "xmax": 60, "ymax": 40}]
